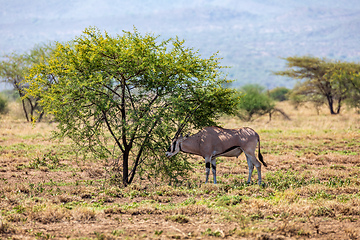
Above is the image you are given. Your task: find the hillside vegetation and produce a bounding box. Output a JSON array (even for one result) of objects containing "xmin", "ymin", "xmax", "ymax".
[
  {"xmin": 0, "ymin": 101, "xmax": 359, "ymax": 239},
  {"xmin": 1, "ymin": 0, "xmax": 360, "ymax": 89}
]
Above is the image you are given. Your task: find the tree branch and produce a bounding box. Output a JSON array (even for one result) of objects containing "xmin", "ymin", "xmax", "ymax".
[{"xmin": 102, "ymin": 110, "xmax": 124, "ymax": 153}]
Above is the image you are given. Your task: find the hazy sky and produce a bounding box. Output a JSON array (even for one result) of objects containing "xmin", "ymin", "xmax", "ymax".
[
  {"xmin": 1, "ymin": 0, "xmax": 360, "ymax": 89},
  {"xmin": 3, "ymin": 0, "xmax": 359, "ymax": 54}
]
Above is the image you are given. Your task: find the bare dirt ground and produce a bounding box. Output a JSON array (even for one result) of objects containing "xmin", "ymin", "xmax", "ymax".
[{"xmin": 1, "ymin": 102, "xmax": 360, "ymax": 239}]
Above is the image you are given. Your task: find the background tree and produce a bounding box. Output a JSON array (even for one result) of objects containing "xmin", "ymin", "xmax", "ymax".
[
  {"xmin": 25, "ymin": 27, "xmax": 240, "ymax": 187},
  {"xmin": 0, "ymin": 44, "xmax": 54, "ymax": 121},
  {"xmin": 327, "ymin": 61, "xmax": 360, "ymax": 111},
  {"xmin": 287, "ymin": 82, "xmax": 326, "ymax": 114},
  {"xmin": 236, "ymin": 84, "xmax": 275, "ymax": 121},
  {"xmin": 274, "ymin": 56, "xmax": 360, "ymax": 114},
  {"xmin": 268, "ymin": 87, "xmax": 290, "ymax": 102}
]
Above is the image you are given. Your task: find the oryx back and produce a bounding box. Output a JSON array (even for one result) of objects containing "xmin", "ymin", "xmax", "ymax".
[{"xmin": 196, "ymin": 126, "xmax": 259, "ymax": 159}]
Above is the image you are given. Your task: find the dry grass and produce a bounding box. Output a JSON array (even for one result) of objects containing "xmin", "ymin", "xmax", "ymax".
[{"xmin": 0, "ymin": 101, "xmax": 359, "ymax": 239}]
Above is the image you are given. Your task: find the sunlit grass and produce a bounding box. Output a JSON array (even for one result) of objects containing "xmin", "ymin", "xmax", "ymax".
[{"xmin": 0, "ymin": 101, "xmax": 359, "ymax": 239}]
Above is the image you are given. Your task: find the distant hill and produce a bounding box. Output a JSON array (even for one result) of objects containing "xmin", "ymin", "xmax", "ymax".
[{"xmin": 1, "ymin": 0, "xmax": 360, "ymax": 91}]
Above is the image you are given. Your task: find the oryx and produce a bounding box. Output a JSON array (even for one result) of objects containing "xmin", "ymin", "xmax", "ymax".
[{"xmin": 166, "ymin": 126, "xmax": 267, "ymax": 185}]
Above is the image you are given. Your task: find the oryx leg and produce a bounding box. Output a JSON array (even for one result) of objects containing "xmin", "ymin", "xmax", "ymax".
[
  {"xmin": 246, "ymin": 156, "xmax": 254, "ymax": 184},
  {"xmin": 245, "ymin": 152, "xmax": 262, "ymax": 185},
  {"xmin": 205, "ymin": 157, "xmax": 211, "ymax": 184},
  {"xmin": 211, "ymin": 158, "xmax": 217, "ymax": 184}
]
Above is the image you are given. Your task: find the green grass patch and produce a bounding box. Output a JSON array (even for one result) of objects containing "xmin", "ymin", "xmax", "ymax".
[{"xmin": 165, "ymin": 214, "xmax": 190, "ymax": 223}]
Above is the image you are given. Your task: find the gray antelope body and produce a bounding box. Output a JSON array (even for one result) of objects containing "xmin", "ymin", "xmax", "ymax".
[{"xmin": 166, "ymin": 126, "xmax": 267, "ymax": 185}]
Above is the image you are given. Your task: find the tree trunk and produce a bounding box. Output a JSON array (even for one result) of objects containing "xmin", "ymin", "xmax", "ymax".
[
  {"xmin": 268, "ymin": 111, "xmax": 272, "ymax": 122},
  {"xmin": 16, "ymin": 88, "xmax": 29, "ymax": 122},
  {"xmin": 122, "ymin": 147, "xmax": 131, "ymax": 187},
  {"xmin": 102, "ymin": 110, "xmax": 126, "ymax": 186},
  {"xmin": 37, "ymin": 111, "xmax": 45, "ymax": 122},
  {"xmin": 21, "ymin": 99, "xmax": 29, "ymax": 122},
  {"xmin": 336, "ymin": 98, "xmax": 342, "ymax": 114},
  {"xmin": 326, "ymin": 95, "xmax": 336, "ymax": 115},
  {"xmin": 120, "ymin": 77, "xmax": 128, "ymax": 186},
  {"xmin": 27, "ymin": 98, "xmax": 35, "ymax": 121}
]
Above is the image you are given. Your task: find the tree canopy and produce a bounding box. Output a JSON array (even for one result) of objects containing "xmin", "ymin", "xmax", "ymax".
[
  {"xmin": 24, "ymin": 27, "xmax": 240, "ymax": 186},
  {"xmin": 0, "ymin": 44, "xmax": 54, "ymax": 121},
  {"xmin": 274, "ymin": 56, "xmax": 360, "ymax": 114}
]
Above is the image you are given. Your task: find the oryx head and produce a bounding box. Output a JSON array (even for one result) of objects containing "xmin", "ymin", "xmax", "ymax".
[
  {"xmin": 165, "ymin": 104, "xmax": 200, "ymax": 158},
  {"xmin": 165, "ymin": 135, "xmax": 184, "ymax": 158},
  {"xmin": 166, "ymin": 122, "xmax": 187, "ymax": 158},
  {"xmin": 166, "ymin": 133, "xmax": 190, "ymax": 157}
]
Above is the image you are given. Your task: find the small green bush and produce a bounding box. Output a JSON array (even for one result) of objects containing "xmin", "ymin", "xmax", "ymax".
[
  {"xmin": 0, "ymin": 93, "xmax": 9, "ymax": 114},
  {"xmin": 236, "ymin": 84, "xmax": 275, "ymax": 121},
  {"xmin": 269, "ymin": 87, "xmax": 290, "ymax": 101},
  {"xmin": 0, "ymin": 90, "xmax": 19, "ymax": 102}
]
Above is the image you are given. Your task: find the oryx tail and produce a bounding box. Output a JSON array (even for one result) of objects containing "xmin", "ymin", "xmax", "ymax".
[{"xmin": 258, "ymin": 137, "xmax": 267, "ymax": 167}]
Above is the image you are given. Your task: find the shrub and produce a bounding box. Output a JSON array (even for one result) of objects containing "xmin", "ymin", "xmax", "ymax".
[
  {"xmin": 0, "ymin": 90, "xmax": 19, "ymax": 102},
  {"xmin": 269, "ymin": 87, "xmax": 290, "ymax": 101},
  {"xmin": 0, "ymin": 93, "xmax": 8, "ymax": 114},
  {"xmin": 236, "ymin": 84, "xmax": 275, "ymax": 121}
]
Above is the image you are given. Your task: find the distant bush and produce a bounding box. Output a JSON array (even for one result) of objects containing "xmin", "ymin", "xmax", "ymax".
[
  {"xmin": 0, "ymin": 93, "xmax": 9, "ymax": 114},
  {"xmin": 269, "ymin": 87, "xmax": 290, "ymax": 101},
  {"xmin": 236, "ymin": 84, "xmax": 275, "ymax": 121},
  {"xmin": 0, "ymin": 89, "xmax": 19, "ymax": 102}
]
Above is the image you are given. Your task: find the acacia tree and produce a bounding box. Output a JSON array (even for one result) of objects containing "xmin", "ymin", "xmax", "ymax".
[
  {"xmin": 274, "ymin": 56, "xmax": 358, "ymax": 114},
  {"xmin": 25, "ymin": 27, "xmax": 239, "ymax": 186},
  {"xmin": 327, "ymin": 62, "xmax": 360, "ymax": 110},
  {"xmin": 0, "ymin": 44, "xmax": 54, "ymax": 121}
]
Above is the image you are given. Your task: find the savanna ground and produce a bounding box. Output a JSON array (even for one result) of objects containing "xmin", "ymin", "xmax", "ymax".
[{"xmin": 0, "ymin": 101, "xmax": 359, "ymax": 240}]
